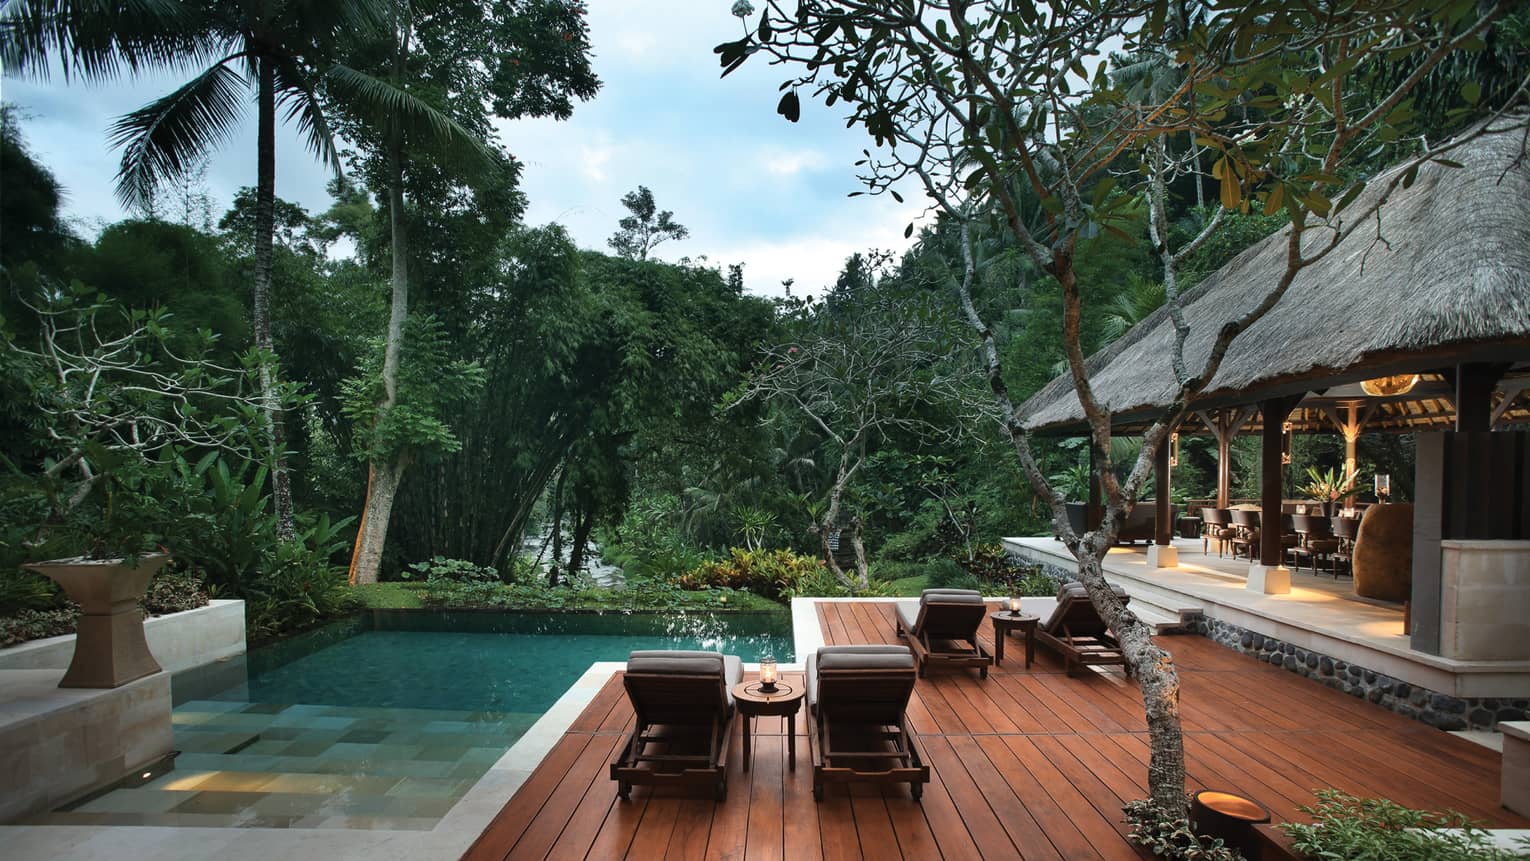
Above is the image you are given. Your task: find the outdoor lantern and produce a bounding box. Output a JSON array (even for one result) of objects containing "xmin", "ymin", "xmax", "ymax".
[
  {"xmin": 758, "ymin": 657, "xmax": 779, "ymax": 693},
  {"xmin": 1281, "ymin": 421, "xmax": 1293, "ymax": 465},
  {"xmin": 1007, "ymin": 596, "xmax": 1023, "ymax": 616},
  {"xmin": 1375, "ymin": 474, "xmax": 1391, "ymax": 503},
  {"xmin": 1168, "ymin": 431, "xmax": 1180, "ymax": 468},
  {"xmin": 1360, "ymin": 374, "xmax": 1420, "ymax": 397}
]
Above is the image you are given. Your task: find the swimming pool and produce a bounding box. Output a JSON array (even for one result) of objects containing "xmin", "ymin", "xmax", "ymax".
[{"xmin": 40, "ymin": 609, "xmax": 793, "ymax": 830}]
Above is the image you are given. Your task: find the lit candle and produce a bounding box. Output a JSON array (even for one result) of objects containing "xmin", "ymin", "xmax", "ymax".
[
  {"xmin": 1007, "ymin": 596, "xmax": 1023, "ymax": 616},
  {"xmin": 758, "ymin": 657, "xmax": 778, "ymax": 692}
]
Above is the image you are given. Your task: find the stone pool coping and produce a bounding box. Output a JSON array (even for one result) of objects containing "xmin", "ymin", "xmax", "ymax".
[{"xmin": 0, "ymin": 600, "xmax": 246, "ymax": 676}]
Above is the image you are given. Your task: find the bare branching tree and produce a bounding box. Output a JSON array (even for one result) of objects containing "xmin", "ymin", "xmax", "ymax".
[
  {"xmin": 4, "ymin": 289, "xmax": 290, "ymax": 513},
  {"xmin": 731, "ymin": 296, "xmax": 986, "ymax": 590}
]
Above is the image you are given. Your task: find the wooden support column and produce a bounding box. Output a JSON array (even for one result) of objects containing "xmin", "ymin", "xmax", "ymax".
[
  {"xmin": 1324, "ymin": 401, "xmax": 1375, "ymax": 505},
  {"xmin": 1456, "ymin": 362, "xmax": 1509, "ymax": 432},
  {"xmin": 1249, "ymin": 396, "xmax": 1301, "ymax": 594},
  {"xmin": 1148, "ymin": 430, "xmax": 1178, "ymax": 569},
  {"xmin": 1198, "ymin": 407, "xmax": 1254, "ymax": 509}
]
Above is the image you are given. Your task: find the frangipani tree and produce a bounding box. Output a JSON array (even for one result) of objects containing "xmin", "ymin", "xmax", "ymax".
[
  {"xmin": 720, "ymin": 0, "xmax": 1523, "ymax": 814},
  {"xmin": 732, "ymin": 287, "xmax": 985, "ymax": 591}
]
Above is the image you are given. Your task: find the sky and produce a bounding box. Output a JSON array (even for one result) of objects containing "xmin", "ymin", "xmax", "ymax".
[{"xmin": 2, "ymin": 1, "xmax": 927, "ymax": 299}]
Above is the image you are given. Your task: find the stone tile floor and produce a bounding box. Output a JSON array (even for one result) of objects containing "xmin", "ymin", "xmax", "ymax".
[{"xmin": 25, "ymin": 700, "xmax": 539, "ymax": 829}]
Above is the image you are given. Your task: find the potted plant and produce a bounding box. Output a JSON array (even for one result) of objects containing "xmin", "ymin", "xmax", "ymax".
[
  {"xmin": 1296, "ymin": 466, "xmax": 1360, "ymax": 518},
  {"xmin": 18, "ymin": 455, "xmax": 176, "ymax": 687}
]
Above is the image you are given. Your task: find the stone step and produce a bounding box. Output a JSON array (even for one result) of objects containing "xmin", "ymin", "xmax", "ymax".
[{"xmin": 1101, "ymin": 574, "xmax": 1204, "ymax": 618}]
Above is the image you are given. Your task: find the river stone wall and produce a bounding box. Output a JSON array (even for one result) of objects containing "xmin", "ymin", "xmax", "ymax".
[{"xmin": 1021, "ymin": 555, "xmax": 1522, "ymax": 731}]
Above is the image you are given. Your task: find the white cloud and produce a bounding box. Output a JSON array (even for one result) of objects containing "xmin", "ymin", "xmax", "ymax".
[
  {"xmin": 700, "ymin": 199, "xmax": 935, "ymax": 298},
  {"xmin": 579, "ymin": 141, "xmax": 614, "ymax": 182},
  {"xmin": 762, "ymin": 148, "xmax": 828, "ymax": 176}
]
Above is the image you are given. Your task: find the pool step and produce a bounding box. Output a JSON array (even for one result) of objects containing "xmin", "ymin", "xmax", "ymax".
[{"xmin": 37, "ymin": 701, "xmax": 530, "ymax": 830}]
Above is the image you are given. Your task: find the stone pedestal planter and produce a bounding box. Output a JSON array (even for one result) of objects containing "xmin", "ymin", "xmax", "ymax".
[{"xmin": 22, "ymin": 553, "xmax": 167, "ymax": 688}]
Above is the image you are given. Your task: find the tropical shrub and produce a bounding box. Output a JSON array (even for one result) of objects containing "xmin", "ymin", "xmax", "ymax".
[
  {"xmin": 235, "ymin": 514, "xmax": 358, "ymax": 642},
  {"xmin": 0, "ymin": 569, "xmax": 58, "ymax": 615},
  {"xmin": 679, "ymin": 547, "xmax": 829, "ymax": 601},
  {"xmin": 1282, "ymin": 789, "xmax": 1524, "ymax": 861},
  {"xmin": 927, "ymin": 558, "xmax": 981, "ymax": 591},
  {"xmin": 141, "ymin": 570, "xmax": 209, "ymax": 616},
  {"xmin": 405, "ymin": 556, "xmax": 498, "ymax": 584},
  {"xmin": 1123, "ymin": 797, "xmax": 1244, "ymax": 861},
  {"xmin": 0, "ymin": 607, "xmax": 76, "ymax": 648},
  {"xmin": 602, "ymin": 494, "xmax": 706, "ymax": 580}
]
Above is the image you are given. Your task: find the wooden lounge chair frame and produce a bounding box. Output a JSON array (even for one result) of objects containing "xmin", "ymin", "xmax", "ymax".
[
  {"xmin": 808, "ymin": 646, "xmax": 929, "ymax": 802},
  {"xmin": 610, "ymin": 652, "xmax": 737, "ymax": 801},
  {"xmin": 894, "ymin": 590, "xmax": 993, "ymax": 678},
  {"xmin": 1035, "ymin": 583, "xmax": 1131, "ymax": 678}
]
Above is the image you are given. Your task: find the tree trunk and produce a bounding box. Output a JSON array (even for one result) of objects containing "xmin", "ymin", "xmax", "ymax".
[
  {"xmin": 568, "ymin": 503, "xmax": 595, "ymax": 577},
  {"xmin": 347, "ymin": 458, "xmax": 406, "ymax": 585},
  {"xmin": 253, "ymin": 56, "xmax": 295, "ymax": 540},
  {"xmin": 954, "ymin": 219, "xmax": 1188, "ymax": 816},
  {"xmin": 1076, "ymin": 548, "xmax": 1186, "ymax": 812},
  {"xmin": 346, "ymin": 97, "xmax": 412, "ymax": 585},
  {"xmin": 849, "ymin": 516, "xmax": 869, "ymax": 590},
  {"xmin": 819, "ymin": 453, "xmax": 856, "ymax": 589},
  {"xmin": 548, "ymin": 468, "xmax": 566, "ymax": 587}
]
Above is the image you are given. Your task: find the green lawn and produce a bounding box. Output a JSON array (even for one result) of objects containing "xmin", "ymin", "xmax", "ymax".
[
  {"xmin": 885, "ymin": 574, "xmax": 930, "ymax": 596},
  {"xmin": 347, "ymin": 582, "xmax": 425, "ymax": 608}
]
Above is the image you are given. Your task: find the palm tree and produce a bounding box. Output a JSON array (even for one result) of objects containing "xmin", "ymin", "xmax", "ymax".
[
  {"xmin": 1101, "ymin": 277, "xmax": 1166, "ymax": 343},
  {"xmin": 3, "ymin": 0, "xmax": 494, "ymax": 538}
]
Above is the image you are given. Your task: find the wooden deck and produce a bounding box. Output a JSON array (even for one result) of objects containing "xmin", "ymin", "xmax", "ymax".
[{"xmin": 463, "ymin": 601, "xmax": 1525, "ymax": 860}]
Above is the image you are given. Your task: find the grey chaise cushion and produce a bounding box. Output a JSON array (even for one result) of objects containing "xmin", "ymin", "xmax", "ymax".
[
  {"xmin": 627, "ymin": 649, "xmax": 744, "ymax": 706},
  {"xmin": 1056, "ymin": 581, "xmax": 1128, "ymax": 601},
  {"xmin": 807, "ymin": 644, "xmax": 915, "ymax": 707},
  {"xmin": 897, "ymin": 587, "xmax": 985, "ymax": 633}
]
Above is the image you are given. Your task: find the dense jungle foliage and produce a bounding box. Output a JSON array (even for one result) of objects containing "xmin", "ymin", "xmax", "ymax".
[{"xmin": 1, "ymin": 0, "xmax": 1523, "ymax": 641}]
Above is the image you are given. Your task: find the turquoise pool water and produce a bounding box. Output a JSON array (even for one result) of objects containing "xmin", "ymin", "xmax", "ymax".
[
  {"xmin": 227, "ymin": 609, "xmax": 795, "ymax": 713},
  {"xmin": 41, "ymin": 609, "xmax": 793, "ymax": 829}
]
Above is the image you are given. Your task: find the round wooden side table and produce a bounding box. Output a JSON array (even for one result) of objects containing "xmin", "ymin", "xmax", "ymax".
[
  {"xmin": 989, "ymin": 611, "xmax": 1040, "ymax": 669},
  {"xmin": 732, "ymin": 681, "xmax": 806, "ymax": 771}
]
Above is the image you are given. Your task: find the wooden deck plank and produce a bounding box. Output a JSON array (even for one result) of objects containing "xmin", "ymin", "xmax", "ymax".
[
  {"xmin": 464, "ymin": 602, "xmax": 1522, "ymax": 860},
  {"xmin": 508, "ymin": 733, "xmax": 625, "ymax": 861},
  {"xmin": 743, "ymin": 734, "xmax": 786, "ymax": 861},
  {"xmin": 462, "ymin": 732, "xmax": 599, "ymax": 861},
  {"xmin": 1000, "ymin": 734, "xmax": 1144, "ymax": 861},
  {"xmin": 918, "ymin": 735, "xmax": 1030, "ymax": 860}
]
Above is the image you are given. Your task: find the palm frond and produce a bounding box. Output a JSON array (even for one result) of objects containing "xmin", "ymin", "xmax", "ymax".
[
  {"xmin": 323, "ymin": 63, "xmax": 501, "ymax": 174},
  {"xmin": 109, "ymin": 57, "xmax": 248, "ymax": 214},
  {"xmin": 273, "ymin": 57, "xmax": 341, "ymax": 177},
  {"xmin": 0, "ymin": 0, "xmax": 212, "ymax": 82}
]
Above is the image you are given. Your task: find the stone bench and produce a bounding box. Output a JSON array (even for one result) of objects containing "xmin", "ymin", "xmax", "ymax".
[{"xmin": 1502, "ymin": 721, "xmax": 1530, "ymax": 816}]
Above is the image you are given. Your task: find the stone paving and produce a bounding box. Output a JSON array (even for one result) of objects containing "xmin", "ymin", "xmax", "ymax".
[{"xmin": 26, "ymin": 700, "xmax": 537, "ymax": 829}]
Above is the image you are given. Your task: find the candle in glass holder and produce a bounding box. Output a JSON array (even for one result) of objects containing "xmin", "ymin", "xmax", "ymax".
[
  {"xmin": 1007, "ymin": 596, "xmax": 1023, "ymax": 616},
  {"xmin": 1375, "ymin": 474, "xmax": 1391, "ymax": 503},
  {"xmin": 758, "ymin": 657, "xmax": 778, "ymax": 693}
]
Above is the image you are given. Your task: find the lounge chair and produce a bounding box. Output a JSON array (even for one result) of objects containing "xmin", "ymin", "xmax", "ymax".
[
  {"xmin": 610, "ymin": 649, "xmax": 743, "ymax": 801},
  {"xmin": 807, "ymin": 644, "xmax": 929, "ymax": 801},
  {"xmin": 894, "ymin": 588, "xmax": 992, "ymax": 678},
  {"xmin": 1036, "ymin": 581, "xmax": 1131, "ymax": 677}
]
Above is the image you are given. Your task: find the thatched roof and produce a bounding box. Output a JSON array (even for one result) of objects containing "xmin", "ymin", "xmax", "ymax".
[{"xmin": 1019, "ymin": 118, "xmax": 1530, "ymax": 436}]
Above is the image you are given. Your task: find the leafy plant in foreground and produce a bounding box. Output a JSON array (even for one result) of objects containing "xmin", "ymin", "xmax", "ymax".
[
  {"xmin": 1282, "ymin": 789, "xmax": 1523, "ymax": 861},
  {"xmin": 1123, "ymin": 797, "xmax": 1244, "ymax": 861}
]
